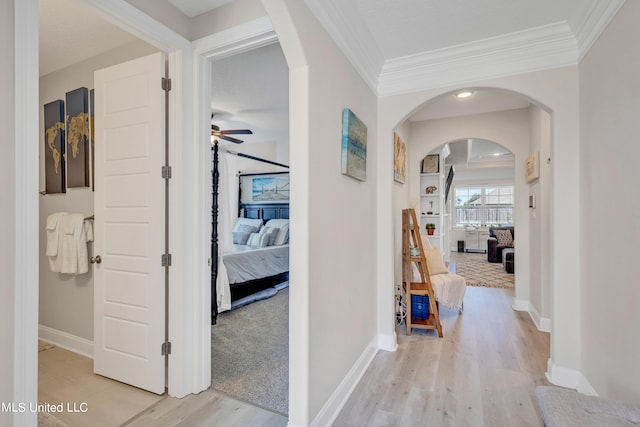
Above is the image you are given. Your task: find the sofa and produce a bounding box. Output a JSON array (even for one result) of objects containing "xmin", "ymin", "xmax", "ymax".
[
  {"xmin": 502, "ymin": 247, "xmax": 514, "ymax": 274},
  {"xmin": 487, "ymin": 226, "xmax": 514, "ymax": 265}
]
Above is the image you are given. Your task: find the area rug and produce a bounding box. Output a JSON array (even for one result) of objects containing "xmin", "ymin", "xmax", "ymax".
[
  {"xmin": 454, "ymin": 252, "xmax": 514, "ymax": 289},
  {"xmin": 211, "ymin": 286, "xmax": 288, "ymax": 415}
]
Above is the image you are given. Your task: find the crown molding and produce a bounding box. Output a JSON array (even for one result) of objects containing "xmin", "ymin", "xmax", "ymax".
[
  {"xmin": 192, "ymin": 15, "xmax": 276, "ymax": 60},
  {"xmin": 575, "ymin": 0, "xmax": 626, "ymax": 61},
  {"xmin": 304, "ymin": 0, "xmax": 383, "ymax": 93},
  {"xmin": 81, "ymin": 0, "xmax": 190, "ymax": 51},
  {"xmin": 307, "ymin": 0, "xmax": 625, "ymax": 98},
  {"xmin": 377, "ymin": 22, "xmax": 578, "ymax": 97}
]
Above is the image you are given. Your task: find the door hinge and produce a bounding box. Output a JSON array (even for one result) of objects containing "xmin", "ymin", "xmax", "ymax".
[
  {"xmin": 161, "ymin": 253, "xmax": 172, "ymax": 267},
  {"xmin": 161, "ymin": 341, "xmax": 172, "ymax": 356},
  {"xmin": 161, "ymin": 77, "xmax": 172, "ymax": 91},
  {"xmin": 161, "ymin": 165, "xmax": 172, "ymax": 179}
]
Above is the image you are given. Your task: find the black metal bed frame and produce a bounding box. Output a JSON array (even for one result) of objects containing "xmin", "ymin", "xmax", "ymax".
[{"xmin": 210, "ymin": 142, "xmax": 289, "ymax": 324}]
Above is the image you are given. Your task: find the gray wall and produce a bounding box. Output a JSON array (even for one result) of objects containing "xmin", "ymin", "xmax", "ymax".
[
  {"xmin": 126, "ymin": 0, "xmax": 266, "ymax": 41},
  {"xmin": 528, "ymin": 105, "xmax": 552, "ymax": 327},
  {"xmin": 265, "ymin": 0, "xmax": 379, "ymax": 423},
  {"xmin": 579, "ymin": 0, "xmax": 640, "ymax": 402},
  {"xmin": 39, "ymin": 40, "xmax": 158, "ymax": 342}
]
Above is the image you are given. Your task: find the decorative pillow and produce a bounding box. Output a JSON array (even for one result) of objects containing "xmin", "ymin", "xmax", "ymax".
[
  {"xmin": 233, "ymin": 217, "xmax": 263, "ymax": 233},
  {"xmin": 232, "ymin": 231, "xmax": 251, "ymax": 245},
  {"xmin": 420, "ymin": 234, "xmax": 433, "ymax": 250},
  {"xmin": 274, "ymin": 228, "xmax": 289, "ymax": 245},
  {"xmin": 424, "ymin": 247, "xmax": 449, "ymax": 275},
  {"xmin": 246, "ymin": 232, "xmax": 269, "ymax": 248},
  {"xmin": 262, "ymin": 226, "xmax": 280, "ymax": 246},
  {"xmin": 235, "ymin": 223, "xmax": 258, "ymax": 234},
  {"xmin": 412, "ymin": 263, "xmax": 422, "ymax": 282},
  {"xmin": 494, "ymin": 229, "xmax": 514, "ymax": 247},
  {"xmin": 265, "ymin": 219, "xmax": 289, "ymax": 245}
]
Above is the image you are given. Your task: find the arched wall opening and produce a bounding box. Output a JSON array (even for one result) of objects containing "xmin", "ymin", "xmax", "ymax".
[
  {"xmin": 414, "ymin": 137, "xmax": 516, "ymax": 259},
  {"xmin": 378, "ymin": 74, "xmax": 577, "ymax": 390},
  {"xmin": 402, "ymin": 104, "xmax": 532, "ymax": 294}
]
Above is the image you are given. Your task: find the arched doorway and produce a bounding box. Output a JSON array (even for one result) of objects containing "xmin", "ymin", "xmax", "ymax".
[{"xmin": 386, "ymin": 87, "xmax": 553, "ymax": 353}]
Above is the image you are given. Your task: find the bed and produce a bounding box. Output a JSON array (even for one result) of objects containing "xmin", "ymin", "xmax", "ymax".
[
  {"xmin": 224, "ymin": 244, "xmax": 289, "ymax": 300},
  {"xmin": 212, "ymin": 203, "xmax": 290, "ymax": 323}
]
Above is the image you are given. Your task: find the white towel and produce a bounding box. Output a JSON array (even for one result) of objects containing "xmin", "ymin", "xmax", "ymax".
[
  {"xmin": 45, "ymin": 212, "xmax": 66, "ymax": 256},
  {"xmin": 48, "ymin": 213, "xmax": 92, "ymax": 275}
]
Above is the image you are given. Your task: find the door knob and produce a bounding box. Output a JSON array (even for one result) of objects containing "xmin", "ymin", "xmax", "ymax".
[{"xmin": 90, "ymin": 255, "xmax": 102, "ymax": 264}]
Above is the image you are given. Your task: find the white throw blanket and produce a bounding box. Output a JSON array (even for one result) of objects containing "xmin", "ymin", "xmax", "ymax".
[
  {"xmin": 46, "ymin": 212, "xmax": 93, "ymax": 275},
  {"xmin": 412, "ymin": 235, "xmax": 466, "ymax": 310}
]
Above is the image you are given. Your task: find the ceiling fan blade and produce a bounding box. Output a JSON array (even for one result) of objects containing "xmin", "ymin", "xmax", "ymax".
[
  {"xmin": 216, "ymin": 129, "xmax": 253, "ymax": 135},
  {"xmin": 219, "ymin": 135, "xmax": 244, "ymax": 144}
]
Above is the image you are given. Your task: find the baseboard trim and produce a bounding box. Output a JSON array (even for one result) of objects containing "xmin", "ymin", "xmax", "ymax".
[
  {"xmin": 39, "ymin": 325, "xmax": 93, "ymax": 359},
  {"xmin": 377, "ymin": 332, "xmax": 397, "ymax": 352},
  {"xmin": 512, "ymin": 298, "xmax": 529, "ymax": 312},
  {"xmin": 309, "ymin": 336, "xmax": 378, "ymax": 427},
  {"xmin": 546, "ymin": 358, "xmax": 598, "ymax": 396},
  {"xmin": 528, "ymin": 304, "xmax": 551, "ymax": 333}
]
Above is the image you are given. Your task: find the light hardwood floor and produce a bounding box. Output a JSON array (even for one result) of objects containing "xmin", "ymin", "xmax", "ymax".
[
  {"xmin": 333, "ymin": 285, "xmax": 551, "ymax": 426},
  {"xmin": 39, "ymin": 277, "xmax": 549, "ymax": 426},
  {"xmin": 38, "ymin": 345, "xmax": 287, "ymax": 427},
  {"xmin": 38, "ymin": 345, "xmax": 164, "ymax": 426}
]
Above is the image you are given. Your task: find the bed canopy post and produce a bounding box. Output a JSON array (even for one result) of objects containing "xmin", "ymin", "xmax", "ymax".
[
  {"xmin": 211, "ymin": 141, "xmax": 290, "ymax": 325},
  {"xmin": 211, "ymin": 140, "xmax": 219, "ymax": 325}
]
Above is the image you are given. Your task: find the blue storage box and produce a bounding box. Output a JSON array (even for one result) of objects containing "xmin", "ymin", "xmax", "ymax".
[{"xmin": 411, "ymin": 295, "xmax": 430, "ymax": 319}]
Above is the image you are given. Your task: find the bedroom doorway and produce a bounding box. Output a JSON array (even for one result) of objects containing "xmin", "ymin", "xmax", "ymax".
[{"xmin": 208, "ymin": 41, "xmax": 291, "ymax": 416}]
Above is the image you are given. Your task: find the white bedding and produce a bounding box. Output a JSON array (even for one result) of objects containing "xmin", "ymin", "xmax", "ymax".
[
  {"xmin": 216, "ymin": 244, "xmax": 289, "ymax": 313},
  {"xmin": 224, "ymin": 244, "xmax": 289, "ymax": 284}
]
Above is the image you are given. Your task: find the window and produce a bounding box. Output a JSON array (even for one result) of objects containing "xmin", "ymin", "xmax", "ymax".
[{"xmin": 455, "ymin": 185, "xmax": 513, "ymax": 226}]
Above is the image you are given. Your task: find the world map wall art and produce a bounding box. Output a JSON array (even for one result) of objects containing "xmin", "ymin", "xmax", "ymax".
[
  {"xmin": 43, "ymin": 87, "xmax": 92, "ymax": 194},
  {"xmin": 43, "ymin": 100, "xmax": 66, "ymax": 194},
  {"xmin": 65, "ymin": 87, "xmax": 90, "ymax": 188}
]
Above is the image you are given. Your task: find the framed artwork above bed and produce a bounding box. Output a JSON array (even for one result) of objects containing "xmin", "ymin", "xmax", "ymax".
[{"xmin": 239, "ymin": 172, "xmax": 289, "ymax": 204}]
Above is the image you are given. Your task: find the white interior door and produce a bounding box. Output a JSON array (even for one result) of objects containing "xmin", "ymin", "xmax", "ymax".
[{"xmin": 93, "ymin": 52, "xmax": 167, "ymax": 394}]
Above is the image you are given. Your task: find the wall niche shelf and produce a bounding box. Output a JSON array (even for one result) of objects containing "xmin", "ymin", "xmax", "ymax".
[{"xmin": 419, "ymin": 154, "xmax": 450, "ymax": 261}]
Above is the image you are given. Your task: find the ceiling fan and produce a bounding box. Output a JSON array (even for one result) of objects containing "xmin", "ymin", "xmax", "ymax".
[{"xmin": 211, "ymin": 114, "xmax": 253, "ymax": 144}]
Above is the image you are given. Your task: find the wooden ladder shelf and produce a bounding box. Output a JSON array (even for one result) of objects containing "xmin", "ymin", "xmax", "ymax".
[{"xmin": 402, "ymin": 208, "xmax": 443, "ymax": 337}]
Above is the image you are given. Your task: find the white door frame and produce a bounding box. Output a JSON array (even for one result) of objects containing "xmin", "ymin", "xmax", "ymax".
[
  {"xmin": 79, "ymin": 0, "xmax": 211, "ymax": 398},
  {"xmin": 14, "ymin": 4, "xmax": 206, "ymax": 423},
  {"xmin": 191, "ymin": 15, "xmax": 278, "ymax": 388},
  {"xmin": 13, "ymin": 3, "xmax": 40, "ymax": 426}
]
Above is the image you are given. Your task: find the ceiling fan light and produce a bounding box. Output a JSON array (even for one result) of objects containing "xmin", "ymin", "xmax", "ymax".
[{"xmin": 455, "ymin": 90, "xmax": 474, "ymax": 99}]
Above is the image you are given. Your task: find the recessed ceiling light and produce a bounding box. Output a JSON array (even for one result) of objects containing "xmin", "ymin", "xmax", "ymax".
[{"xmin": 455, "ymin": 90, "xmax": 474, "ymax": 99}]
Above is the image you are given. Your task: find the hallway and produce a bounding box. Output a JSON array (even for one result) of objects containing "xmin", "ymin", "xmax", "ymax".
[{"xmin": 334, "ymin": 285, "xmax": 550, "ymax": 426}]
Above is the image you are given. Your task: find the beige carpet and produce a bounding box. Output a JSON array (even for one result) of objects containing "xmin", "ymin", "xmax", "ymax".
[
  {"xmin": 453, "ymin": 252, "xmax": 514, "ymax": 289},
  {"xmin": 211, "ymin": 287, "xmax": 289, "ymax": 415}
]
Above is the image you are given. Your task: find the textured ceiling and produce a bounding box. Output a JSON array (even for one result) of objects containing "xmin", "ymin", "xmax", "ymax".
[
  {"xmin": 410, "ymin": 88, "xmax": 531, "ymax": 122},
  {"xmin": 167, "ymin": 0, "xmax": 233, "ymax": 18},
  {"xmin": 38, "ymin": 0, "xmax": 618, "ymax": 155},
  {"xmin": 352, "ymin": 0, "xmax": 596, "ymax": 59},
  {"xmin": 39, "ymin": 0, "xmax": 137, "ymax": 76},
  {"xmin": 210, "ymin": 43, "xmax": 289, "ymax": 146}
]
